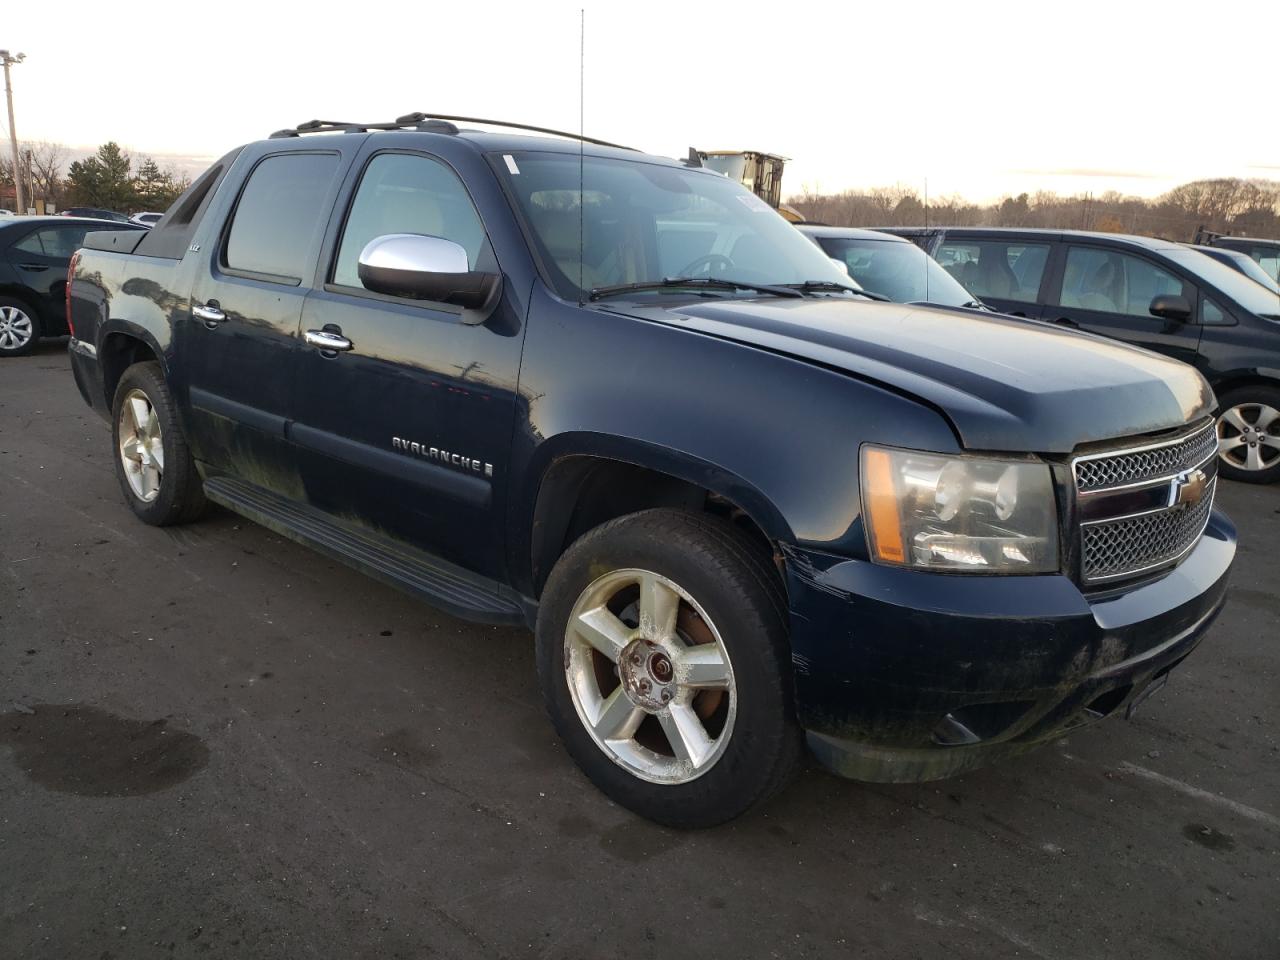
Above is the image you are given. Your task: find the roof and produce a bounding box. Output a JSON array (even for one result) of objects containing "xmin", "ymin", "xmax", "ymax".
[
  {"xmin": 0, "ymin": 215, "xmax": 143, "ymax": 228},
  {"xmin": 260, "ymin": 114, "xmax": 701, "ymax": 170},
  {"xmin": 883, "ymin": 226, "xmax": 1182, "ymax": 251},
  {"xmin": 797, "ymin": 225, "xmax": 911, "ymax": 243},
  {"xmin": 1214, "ymin": 234, "xmax": 1280, "ymax": 248},
  {"xmin": 252, "ymin": 126, "xmax": 691, "ymax": 171}
]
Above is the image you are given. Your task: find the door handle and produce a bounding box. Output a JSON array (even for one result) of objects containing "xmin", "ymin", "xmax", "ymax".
[
  {"xmin": 18, "ymin": 263, "xmax": 49, "ymax": 272},
  {"xmin": 304, "ymin": 328, "xmax": 353, "ymax": 354},
  {"xmin": 193, "ymin": 301, "xmax": 226, "ymax": 328}
]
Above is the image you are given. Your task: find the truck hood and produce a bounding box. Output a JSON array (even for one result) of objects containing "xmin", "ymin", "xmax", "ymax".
[{"xmin": 606, "ymin": 297, "xmax": 1214, "ymax": 452}]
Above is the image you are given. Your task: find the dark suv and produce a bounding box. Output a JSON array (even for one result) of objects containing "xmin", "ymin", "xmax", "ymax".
[
  {"xmin": 889, "ymin": 227, "xmax": 1280, "ymax": 483},
  {"xmin": 65, "ymin": 117, "xmax": 1235, "ymax": 826}
]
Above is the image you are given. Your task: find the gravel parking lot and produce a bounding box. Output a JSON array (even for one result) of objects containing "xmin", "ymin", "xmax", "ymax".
[{"xmin": 1, "ymin": 341, "xmax": 1277, "ymax": 960}]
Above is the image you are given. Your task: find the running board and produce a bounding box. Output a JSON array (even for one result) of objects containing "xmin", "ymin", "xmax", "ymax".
[{"xmin": 202, "ymin": 476, "xmax": 530, "ymax": 627}]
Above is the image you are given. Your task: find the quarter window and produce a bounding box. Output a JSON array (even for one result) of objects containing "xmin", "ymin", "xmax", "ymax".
[
  {"xmin": 333, "ymin": 153, "xmax": 490, "ymax": 291},
  {"xmin": 223, "ymin": 153, "xmax": 340, "ymax": 284},
  {"xmin": 1202, "ymin": 297, "xmax": 1231, "ymax": 325},
  {"xmin": 934, "ymin": 240, "xmax": 1049, "ymax": 303},
  {"xmin": 1058, "ymin": 247, "xmax": 1184, "ymax": 317}
]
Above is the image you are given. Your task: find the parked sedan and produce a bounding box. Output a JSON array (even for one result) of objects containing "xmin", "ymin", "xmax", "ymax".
[
  {"xmin": 888, "ymin": 227, "xmax": 1280, "ymax": 483},
  {"xmin": 1190, "ymin": 244, "xmax": 1280, "ymax": 295},
  {"xmin": 798, "ymin": 225, "xmax": 983, "ymax": 308},
  {"xmin": 0, "ymin": 216, "xmax": 146, "ymax": 356},
  {"xmin": 130, "ymin": 211, "xmax": 165, "ymax": 227}
]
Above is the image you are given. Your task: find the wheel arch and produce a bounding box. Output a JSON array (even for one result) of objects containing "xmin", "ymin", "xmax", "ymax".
[
  {"xmin": 522, "ymin": 434, "xmax": 793, "ymax": 597},
  {"xmin": 0, "ymin": 285, "xmax": 42, "ymax": 320},
  {"xmin": 99, "ymin": 324, "xmax": 167, "ymax": 409},
  {"xmin": 1210, "ymin": 371, "xmax": 1280, "ymax": 406}
]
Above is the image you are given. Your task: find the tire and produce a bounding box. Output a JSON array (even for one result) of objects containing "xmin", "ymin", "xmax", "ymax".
[
  {"xmin": 536, "ymin": 508, "xmax": 801, "ymax": 828},
  {"xmin": 111, "ymin": 361, "xmax": 208, "ymax": 525},
  {"xmin": 1215, "ymin": 385, "xmax": 1280, "ymax": 484},
  {"xmin": 0, "ymin": 296, "xmax": 42, "ymax": 357}
]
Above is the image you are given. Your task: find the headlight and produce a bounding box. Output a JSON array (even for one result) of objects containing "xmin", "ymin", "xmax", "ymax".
[{"xmin": 860, "ymin": 445, "xmax": 1060, "ymax": 574}]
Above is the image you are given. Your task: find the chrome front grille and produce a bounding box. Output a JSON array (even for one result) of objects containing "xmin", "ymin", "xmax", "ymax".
[
  {"xmin": 1073, "ymin": 421, "xmax": 1218, "ymax": 584},
  {"xmin": 1074, "ymin": 423, "xmax": 1218, "ymax": 492},
  {"xmin": 1081, "ymin": 478, "xmax": 1216, "ymax": 581}
]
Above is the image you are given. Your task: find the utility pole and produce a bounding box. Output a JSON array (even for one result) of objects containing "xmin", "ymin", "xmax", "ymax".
[{"xmin": 1, "ymin": 49, "xmax": 26, "ymax": 215}]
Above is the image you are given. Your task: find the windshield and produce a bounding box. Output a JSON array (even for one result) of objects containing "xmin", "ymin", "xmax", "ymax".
[
  {"xmin": 1166, "ymin": 248, "xmax": 1280, "ymax": 317},
  {"xmin": 1224, "ymin": 251, "xmax": 1280, "ymax": 295},
  {"xmin": 496, "ymin": 152, "xmax": 850, "ymax": 300},
  {"xmin": 812, "ymin": 234, "xmax": 977, "ymax": 307}
]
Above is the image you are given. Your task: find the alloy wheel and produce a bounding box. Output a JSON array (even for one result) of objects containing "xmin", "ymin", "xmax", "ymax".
[
  {"xmin": 1217, "ymin": 403, "xmax": 1280, "ymax": 473},
  {"xmin": 563, "ymin": 568, "xmax": 737, "ymax": 784},
  {"xmin": 118, "ymin": 389, "xmax": 165, "ymax": 502},
  {"xmin": 0, "ymin": 305, "xmax": 33, "ymax": 351}
]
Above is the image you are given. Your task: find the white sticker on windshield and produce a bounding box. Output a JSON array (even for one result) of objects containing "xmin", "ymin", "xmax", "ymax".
[
  {"xmin": 503, "ymin": 154, "xmax": 520, "ymax": 175},
  {"xmin": 736, "ymin": 193, "xmax": 772, "ymax": 213}
]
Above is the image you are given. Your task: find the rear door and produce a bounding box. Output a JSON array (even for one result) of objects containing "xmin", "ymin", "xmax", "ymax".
[
  {"xmin": 289, "ymin": 147, "xmax": 524, "ymax": 580},
  {"xmin": 932, "ymin": 233, "xmax": 1052, "ymax": 317},
  {"xmin": 1045, "ymin": 243, "xmax": 1203, "ymax": 364},
  {"xmin": 182, "ymin": 150, "xmax": 348, "ymax": 495},
  {"xmin": 6, "ymin": 222, "xmax": 110, "ymax": 330}
]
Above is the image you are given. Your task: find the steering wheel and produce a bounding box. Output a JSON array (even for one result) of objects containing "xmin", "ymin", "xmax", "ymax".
[{"xmin": 677, "ymin": 253, "xmax": 735, "ymax": 278}]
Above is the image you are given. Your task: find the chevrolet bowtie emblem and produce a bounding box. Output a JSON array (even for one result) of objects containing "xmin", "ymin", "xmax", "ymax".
[{"xmin": 1169, "ymin": 468, "xmax": 1208, "ymax": 510}]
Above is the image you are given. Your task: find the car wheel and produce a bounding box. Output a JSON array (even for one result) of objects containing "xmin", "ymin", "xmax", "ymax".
[
  {"xmin": 0, "ymin": 296, "xmax": 41, "ymax": 357},
  {"xmin": 536, "ymin": 508, "xmax": 801, "ymax": 828},
  {"xmin": 111, "ymin": 361, "xmax": 208, "ymax": 525},
  {"xmin": 1215, "ymin": 385, "xmax": 1280, "ymax": 484}
]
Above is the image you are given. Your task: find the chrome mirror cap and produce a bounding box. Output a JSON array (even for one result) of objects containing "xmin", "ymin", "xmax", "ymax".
[{"xmin": 358, "ymin": 233, "xmax": 469, "ymax": 276}]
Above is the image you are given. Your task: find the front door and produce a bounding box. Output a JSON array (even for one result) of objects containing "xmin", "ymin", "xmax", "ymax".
[
  {"xmin": 1046, "ymin": 243, "xmax": 1203, "ymax": 364},
  {"xmin": 182, "ymin": 151, "xmax": 345, "ymax": 496},
  {"xmin": 931, "ymin": 234, "xmax": 1052, "ymax": 317},
  {"xmin": 290, "ymin": 149, "xmax": 524, "ymax": 581}
]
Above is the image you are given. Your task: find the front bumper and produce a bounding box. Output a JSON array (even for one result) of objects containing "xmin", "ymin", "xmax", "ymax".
[{"xmin": 785, "ymin": 509, "xmax": 1236, "ymax": 782}]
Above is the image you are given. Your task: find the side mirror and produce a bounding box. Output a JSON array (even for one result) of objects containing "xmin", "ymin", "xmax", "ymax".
[
  {"xmin": 830, "ymin": 256, "xmax": 852, "ymax": 277},
  {"xmin": 358, "ymin": 234, "xmax": 501, "ymax": 316},
  {"xmin": 1149, "ymin": 293, "xmax": 1192, "ymax": 322}
]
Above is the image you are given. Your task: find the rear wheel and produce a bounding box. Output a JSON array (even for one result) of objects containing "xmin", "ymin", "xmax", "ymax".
[
  {"xmin": 1216, "ymin": 385, "xmax": 1280, "ymax": 484},
  {"xmin": 111, "ymin": 361, "xmax": 208, "ymax": 525},
  {"xmin": 536, "ymin": 509, "xmax": 800, "ymax": 828},
  {"xmin": 0, "ymin": 297, "xmax": 41, "ymax": 357}
]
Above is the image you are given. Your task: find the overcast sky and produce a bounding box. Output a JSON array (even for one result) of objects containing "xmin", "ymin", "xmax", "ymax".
[{"xmin": 4, "ymin": 0, "xmax": 1276, "ymax": 201}]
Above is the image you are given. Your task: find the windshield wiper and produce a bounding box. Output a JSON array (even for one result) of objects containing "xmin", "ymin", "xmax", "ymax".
[
  {"xmin": 783, "ymin": 280, "xmax": 891, "ymax": 301},
  {"xmin": 589, "ymin": 277, "xmax": 803, "ymax": 301}
]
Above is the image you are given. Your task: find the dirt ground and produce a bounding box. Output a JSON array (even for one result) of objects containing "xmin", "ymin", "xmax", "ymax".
[{"xmin": 2, "ymin": 341, "xmax": 1277, "ymax": 959}]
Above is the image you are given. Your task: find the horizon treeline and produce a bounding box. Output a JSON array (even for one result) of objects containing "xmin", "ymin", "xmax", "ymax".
[{"xmin": 787, "ymin": 177, "xmax": 1280, "ymax": 240}]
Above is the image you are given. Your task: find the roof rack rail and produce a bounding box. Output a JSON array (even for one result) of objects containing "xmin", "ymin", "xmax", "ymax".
[{"xmin": 268, "ymin": 112, "xmax": 637, "ymax": 151}]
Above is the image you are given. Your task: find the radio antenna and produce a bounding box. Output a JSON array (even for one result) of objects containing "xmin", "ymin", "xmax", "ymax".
[
  {"xmin": 923, "ymin": 176, "xmax": 929, "ymax": 303},
  {"xmin": 578, "ymin": 8, "xmax": 585, "ymax": 305}
]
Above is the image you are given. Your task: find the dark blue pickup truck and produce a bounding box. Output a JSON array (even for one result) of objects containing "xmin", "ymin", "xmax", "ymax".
[{"xmin": 66, "ymin": 114, "xmax": 1235, "ymax": 827}]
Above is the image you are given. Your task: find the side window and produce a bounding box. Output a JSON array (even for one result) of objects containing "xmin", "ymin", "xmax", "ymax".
[
  {"xmin": 1202, "ymin": 297, "xmax": 1231, "ymax": 325},
  {"xmin": 223, "ymin": 153, "xmax": 340, "ymax": 283},
  {"xmin": 1057, "ymin": 246, "xmax": 1183, "ymax": 317},
  {"xmin": 934, "ymin": 240, "xmax": 1048, "ymax": 303},
  {"xmin": 12, "ymin": 230, "xmax": 47, "ymax": 255},
  {"xmin": 333, "ymin": 153, "xmax": 489, "ymax": 291},
  {"xmin": 11, "ymin": 226, "xmax": 87, "ymax": 258},
  {"xmin": 1251, "ymin": 247, "xmax": 1280, "ymax": 283}
]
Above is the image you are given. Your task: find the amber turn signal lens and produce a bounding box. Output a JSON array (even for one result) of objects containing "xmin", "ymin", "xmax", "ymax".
[{"xmin": 862, "ymin": 447, "xmax": 905, "ymax": 563}]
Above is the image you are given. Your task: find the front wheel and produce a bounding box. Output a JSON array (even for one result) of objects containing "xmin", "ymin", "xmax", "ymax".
[
  {"xmin": 536, "ymin": 509, "xmax": 801, "ymax": 828},
  {"xmin": 1216, "ymin": 385, "xmax": 1280, "ymax": 484},
  {"xmin": 111, "ymin": 361, "xmax": 208, "ymax": 525}
]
